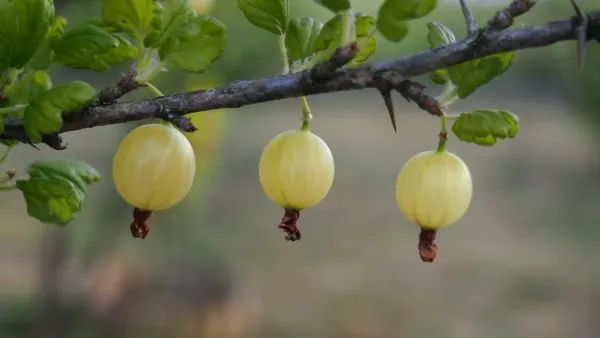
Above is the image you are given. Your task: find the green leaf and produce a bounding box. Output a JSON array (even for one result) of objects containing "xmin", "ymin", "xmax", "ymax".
[
  {"xmin": 6, "ymin": 71, "xmax": 52, "ymax": 110},
  {"xmin": 101, "ymin": 0, "xmax": 154, "ymax": 39},
  {"xmin": 52, "ymin": 22, "xmax": 138, "ymax": 72},
  {"xmin": 237, "ymin": 0, "xmax": 291, "ymax": 35},
  {"xmin": 28, "ymin": 16, "xmax": 68, "ymax": 70},
  {"xmin": 16, "ymin": 159, "xmax": 100, "ymax": 225},
  {"xmin": 425, "ymin": 22, "xmax": 514, "ymax": 97},
  {"xmin": 451, "ymin": 109, "xmax": 520, "ymax": 146},
  {"xmin": 143, "ymin": 0, "xmax": 198, "ymax": 54},
  {"xmin": 285, "ymin": 17, "xmax": 323, "ymax": 65},
  {"xmin": 0, "ymin": 0, "xmax": 55, "ymax": 74},
  {"xmin": 449, "ymin": 52, "xmax": 515, "ymax": 98},
  {"xmin": 426, "ymin": 22, "xmax": 455, "ymax": 84},
  {"xmin": 24, "ymin": 81, "xmax": 96, "ymax": 142},
  {"xmin": 313, "ymin": 0, "xmax": 351, "ymax": 12},
  {"xmin": 312, "ymin": 12, "xmax": 376, "ymax": 66},
  {"xmin": 167, "ymin": 15, "xmax": 226, "ymax": 73},
  {"xmin": 426, "ymin": 21, "xmax": 455, "ymax": 49},
  {"xmin": 376, "ymin": 0, "xmax": 437, "ymax": 42}
]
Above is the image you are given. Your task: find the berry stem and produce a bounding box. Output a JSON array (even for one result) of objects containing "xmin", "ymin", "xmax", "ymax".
[
  {"xmin": 130, "ymin": 208, "xmax": 153, "ymax": 239},
  {"xmin": 300, "ymin": 96, "xmax": 312, "ymax": 131},
  {"xmin": 278, "ymin": 209, "xmax": 301, "ymax": 241},
  {"xmin": 340, "ymin": 9, "xmax": 356, "ymax": 46},
  {"xmin": 418, "ymin": 228, "xmax": 438, "ymax": 262},
  {"xmin": 437, "ymin": 114, "xmax": 448, "ymax": 152},
  {"xmin": 277, "ymin": 29, "xmax": 313, "ymax": 131},
  {"xmin": 145, "ymin": 82, "xmax": 165, "ymax": 97}
]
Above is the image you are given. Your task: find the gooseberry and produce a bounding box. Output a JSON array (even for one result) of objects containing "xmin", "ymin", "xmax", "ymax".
[
  {"xmin": 190, "ymin": 0, "xmax": 215, "ymax": 14},
  {"xmin": 112, "ymin": 123, "xmax": 196, "ymax": 239},
  {"xmin": 395, "ymin": 149, "xmax": 473, "ymax": 262},
  {"xmin": 259, "ymin": 129, "xmax": 335, "ymax": 241}
]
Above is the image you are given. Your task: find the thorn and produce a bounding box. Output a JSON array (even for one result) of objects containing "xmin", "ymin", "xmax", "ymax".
[
  {"xmin": 378, "ymin": 88, "xmax": 397, "ymax": 133},
  {"xmin": 570, "ymin": 0, "xmax": 588, "ymax": 69}
]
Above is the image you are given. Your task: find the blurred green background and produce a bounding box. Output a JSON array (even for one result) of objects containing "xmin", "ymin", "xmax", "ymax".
[{"xmin": 1, "ymin": 0, "xmax": 600, "ymax": 337}]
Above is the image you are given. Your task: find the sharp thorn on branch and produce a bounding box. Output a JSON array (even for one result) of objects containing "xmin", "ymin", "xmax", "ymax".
[
  {"xmin": 459, "ymin": 0, "xmax": 478, "ymax": 35},
  {"xmin": 377, "ymin": 87, "xmax": 397, "ymax": 133},
  {"xmin": 570, "ymin": 0, "xmax": 588, "ymax": 69}
]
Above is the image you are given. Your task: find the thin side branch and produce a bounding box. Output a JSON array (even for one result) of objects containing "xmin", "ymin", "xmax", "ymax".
[
  {"xmin": 459, "ymin": 0, "xmax": 478, "ymax": 34},
  {"xmin": 487, "ymin": 0, "xmax": 538, "ymax": 31},
  {"xmin": 0, "ymin": 9, "xmax": 599, "ymax": 145}
]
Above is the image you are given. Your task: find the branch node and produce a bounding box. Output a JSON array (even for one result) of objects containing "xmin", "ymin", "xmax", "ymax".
[
  {"xmin": 395, "ymin": 80, "xmax": 443, "ymax": 116},
  {"xmin": 163, "ymin": 113, "xmax": 197, "ymax": 132},
  {"xmin": 486, "ymin": 0, "xmax": 537, "ymax": 31},
  {"xmin": 303, "ymin": 43, "xmax": 358, "ymax": 84},
  {"xmin": 41, "ymin": 134, "xmax": 67, "ymax": 150},
  {"xmin": 96, "ymin": 70, "xmax": 146, "ymax": 105}
]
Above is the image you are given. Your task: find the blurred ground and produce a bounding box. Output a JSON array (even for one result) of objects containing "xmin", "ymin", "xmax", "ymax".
[{"xmin": 1, "ymin": 0, "xmax": 600, "ymax": 338}]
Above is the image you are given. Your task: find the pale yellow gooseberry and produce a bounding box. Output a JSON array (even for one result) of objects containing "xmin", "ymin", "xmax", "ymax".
[
  {"xmin": 258, "ymin": 129, "xmax": 334, "ymax": 241},
  {"xmin": 396, "ymin": 149, "xmax": 472, "ymax": 230},
  {"xmin": 395, "ymin": 149, "xmax": 473, "ymax": 262},
  {"xmin": 112, "ymin": 123, "xmax": 196, "ymax": 212}
]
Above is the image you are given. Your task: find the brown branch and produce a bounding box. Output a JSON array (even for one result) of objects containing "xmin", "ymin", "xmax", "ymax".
[
  {"xmin": 0, "ymin": 9, "xmax": 599, "ymax": 146},
  {"xmin": 96, "ymin": 68, "xmax": 145, "ymax": 104},
  {"xmin": 486, "ymin": 0, "xmax": 538, "ymax": 31}
]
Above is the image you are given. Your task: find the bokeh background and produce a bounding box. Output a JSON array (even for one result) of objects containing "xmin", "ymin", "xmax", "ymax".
[{"xmin": 1, "ymin": 0, "xmax": 600, "ymax": 337}]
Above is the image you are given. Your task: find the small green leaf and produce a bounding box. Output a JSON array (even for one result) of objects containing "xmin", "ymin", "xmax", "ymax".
[
  {"xmin": 426, "ymin": 22, "xmax": 455, "ymax": 84},
  {"xmin": 52, "ymin": 22, "xmax": 138, "ymax": 72},
  {"xmin": 16, "ymin": 159, "xmax": 100, "ymax": 225},
  {"xmin": 24, "ymin": 81, "xmax": 96, "ymax": 142},
  {"xmin": 143, "ymin": 0, "xmax": 198, "ymax": 53},
  {"xmin": 449, "ymin": 52, "xmax": 515, "ymax": 98},
  {"xmin": 313, "ymin": 0, "xmax": 351, "ymax": 12},
  {"xmin": 426, "ymin": 21, "xmax": 455, "ymax": 49},
  {"xmin": 167, "ymin": 15, "xmax": 226, "ymax": 73},
  {"xmin": 312, "ymin": 12, "xmax": 376, "ymax": 66},
  {"xmin": 6, "ymin": 71, "xmax": 52, "ymax": 115},
  {"xmin": 425, "ymin": 22, "xmax": 514, "ymax": 97},
  {"xmin": 380, "ymin": 0, "xmax": 438, "ymax": 21},
  {"xmin": 451, "ymin": 109, "xmax": 520, "ymax": 146},
  {"xmin": 28, "ymin": 16, "xmax": 68, "ymax": 70},
  {"xmin": 285, "ymin": 17, "xmax": 323, "ymax": 65},
  {"xmin": 377, "ymin": 0, "xmax": 437, "ymax": 42},
  {"xmin": 237, "ymin": 0, "xmax": 291, "ymax": 35},
  {"xmin": 101, "ymin": 0, "xmax": 155, "ymax": 39},
  {"xmin": 0, "ymin": 0, "xmax": 55, "ymax": 74}
]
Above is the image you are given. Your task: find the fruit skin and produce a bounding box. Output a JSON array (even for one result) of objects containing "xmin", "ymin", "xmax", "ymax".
[
  {"xmin": 190, "ymin": 0, "xmax": 215, "ymax": 14},
  {"xmin": 259, "ymin": 129, "xmax": 334, "ymax": 210},
  {"xmin": 396, "ymin": 150, "xmax": 472, "ymax": 230},
  {"xmin": 112, "ymin": 123, "xmax": 196, "ymax": 211}
]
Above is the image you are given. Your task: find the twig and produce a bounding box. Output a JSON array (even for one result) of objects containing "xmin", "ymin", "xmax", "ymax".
[
  {"xmin": 487, "ymin": 0, "xmax": 538, "ymax": 31},
  {"xmin": 459, "ymin": 0, "xmax": 478, "ymax": 35},
  {"xmin": 303, "ymin": 43, "xmax": 359, "ymax": 83},
  {"xmin": 0, "ymin": 10, "xmax": 598, "ymax": 146},
  {"xmin": 96, "ymin": 69, "xmax": 146, "ymax": 104}
]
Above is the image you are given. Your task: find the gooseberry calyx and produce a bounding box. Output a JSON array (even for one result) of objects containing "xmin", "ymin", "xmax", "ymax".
[
  {"xmin": 259, "ymin": 129, "xmax": 335, "ymax": 240},
  {"xmin": 112, "ymin": 123, "xmax": 196, "ymax": 238},
  {"xmin": 395, "ymin": 149, "xmax": 473, "ymax": 262}
]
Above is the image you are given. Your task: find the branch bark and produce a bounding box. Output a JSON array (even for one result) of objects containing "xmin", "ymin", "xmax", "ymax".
[{"xmin": 1, "ymin": 9, "xmax": 599, "ymax": 144}]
